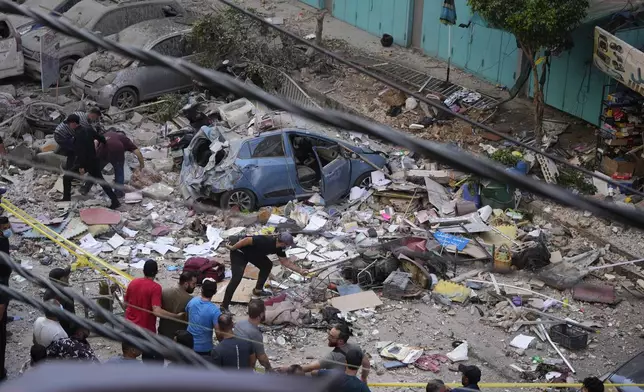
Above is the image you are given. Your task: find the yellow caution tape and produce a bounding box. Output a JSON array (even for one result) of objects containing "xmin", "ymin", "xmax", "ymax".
[
  {"xmin": 1, "ymin": 200, "xmax": 132, "ymax": 288},
  {"xmin": 368, "ymin": 383, "xmax": 644, "ymax": 388}
]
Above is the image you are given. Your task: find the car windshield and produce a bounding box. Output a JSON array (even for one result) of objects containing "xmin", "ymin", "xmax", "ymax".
[
  {"xmin": 99, "ymin": 28, "xmax": 156, "ymax": 68},
  {"xmin": 609, "ymin": 352, "xmax": 644, "ymax": 392},
  {"xmin": 63, "ymin": 1, "xmax": 104, "ymax": 28}
]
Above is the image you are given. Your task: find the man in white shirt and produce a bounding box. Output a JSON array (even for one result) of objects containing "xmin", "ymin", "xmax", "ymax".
[{"xmin": 33, "ymin": 300, "xmax": 68, "ymax": 347}]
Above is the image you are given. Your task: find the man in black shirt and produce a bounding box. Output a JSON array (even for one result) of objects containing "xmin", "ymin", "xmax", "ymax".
[
  {"xmin": 212, "ymin": 313, "xmax": 253, "ymax": 369},
  {"xmin": 222, "ymin": 233, "xmax": 306, "ymax": 312},
  {"xmin": 0, "ymin": 216, "xmax": 12, "ymax": 382},
  {"xmin": 62, "ymin": 118, "xmax": 120, "ymax": 209}
]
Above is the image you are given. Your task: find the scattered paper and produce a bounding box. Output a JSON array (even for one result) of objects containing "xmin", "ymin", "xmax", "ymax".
[
  {"xmin": 303, "ymin": 215, "xmax": 327, "ymax": 231},
  {"xmin": 145, "ymin": 239, "xmax": 179, "ymax": 255},
  {"xmin": 371, "ymin": 171, "xmax": 391, "ymax": 186},
  {"xmin": 107, "ymin": 233, "xmax": 125, "ymax": 249},
  {"xmin": 116, "ymin": 246, "xmax": 131, "ymax": 257},
  {"xmin": 184, "ymin": 226, "xmax": 223, "ymax": 256},
  {"xmin": 144, "ymin": 202, "xmax": 155, "ymax": 210},
  {"xmin": 121, "ymin": 227, "xmax": 138, "ymax": 238},
  {"xmin": 267, "ymin": 214, "xmax": 287, "ymax": 225},
  {"xmin": 129, "ymin": 259, "xmax": 147, "ymax": 269},
  {"xmin": 350, "ymin": 187, "xmax": 367, "ymax": 201},
  {"xmin": 510, "ymin": 334, "xmax": 535, "ymax": 349},
  {"xmin": 79, "ymin": 234, "xmax": 103, "ymax": 255}
]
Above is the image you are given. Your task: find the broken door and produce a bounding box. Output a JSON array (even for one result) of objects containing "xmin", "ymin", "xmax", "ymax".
[{"xmin": 313, "ymin": 146, "xmax": 351, "ymax": 203}]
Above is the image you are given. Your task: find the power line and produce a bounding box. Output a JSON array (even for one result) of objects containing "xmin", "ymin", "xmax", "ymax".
[
  {"xmin": 0, "ymin": 2, "xmax": 643, "ymax": 231},
  {"xmin": 216, "ymin": 0, "xmax": 644, "ymax": 198}
]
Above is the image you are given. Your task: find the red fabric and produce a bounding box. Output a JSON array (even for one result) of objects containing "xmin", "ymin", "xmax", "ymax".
[
  {"xmin": 124, "ymin": 278, "xmax": 162, "ymax": 332},
  {"xmin": 97, "ymin": 132, "xmax": 138, "ymax": 162}
]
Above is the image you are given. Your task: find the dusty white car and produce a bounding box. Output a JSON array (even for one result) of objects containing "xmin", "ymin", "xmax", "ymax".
[
  {"xmin": 71, "ymin": 18, "xmax": 197, "ymax": 109},
  {"xmin": 9, "ymin": 0, "xmax": 82, "ymax": 36},
  {"xmin": 0, "ymin": 15, "xmax": 24, "ymax": 80},
  {"xmin": 20, "ymin": 0, "xmax": 185, "ymax": 84}
]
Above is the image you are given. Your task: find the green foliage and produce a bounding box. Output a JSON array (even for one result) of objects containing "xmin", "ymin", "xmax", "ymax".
[
  {"xmin": 490, "ymin": 149, "xmax": 521, "ymax": 167},
  {"xmin": 557, "ymin": 169, "xmax": 597, "ymax": 195},
  {"xmin": 155, "ymin": 93, "xmax": 185, "ymax": 123},
  {"xmin": 188, "ymin": 9, "xmax": 309, "ymax": 91},
  {"xmin": 467, "ymin": 0, "xmax": 589, "ymax": 55}
]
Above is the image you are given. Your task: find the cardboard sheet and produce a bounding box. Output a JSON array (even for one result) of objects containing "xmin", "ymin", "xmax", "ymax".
[
  {"xmin": 212, "ymin": 278, "xmax": 256, "ymax": 304},
  {"xmin": 330, "ymin": 290, "xmax": 382, "ymax": 312}
]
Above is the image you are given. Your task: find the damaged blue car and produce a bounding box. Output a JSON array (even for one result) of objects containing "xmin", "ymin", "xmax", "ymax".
[{"xmin": 179, "ymin": 125, "xmax": 388, "ymax": 210}]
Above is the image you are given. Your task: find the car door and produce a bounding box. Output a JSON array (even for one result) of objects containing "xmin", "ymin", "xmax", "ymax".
[
  {"xmin": 0, "ymin": 17, "xmax": 23, "ymax": 80},
  {"xmin": 239, "ymin": 133, "xmax": 295, "ymax": 205},
  {"xmin": 135, "ymin": 35, "xmax": 188, "ymax": 99},
  {"xmin": 313, "ymin": 145, "xmax": 352, "ymax": 204}
]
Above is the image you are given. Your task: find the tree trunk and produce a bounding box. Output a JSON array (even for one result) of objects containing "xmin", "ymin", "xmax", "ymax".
[
  {"xmin": 530, "ymin": 60, "xmax": 544, "ymax": 140},
  {"xmin": 306, "ymin": 11, "xmax": 326, "ymax": 57}
]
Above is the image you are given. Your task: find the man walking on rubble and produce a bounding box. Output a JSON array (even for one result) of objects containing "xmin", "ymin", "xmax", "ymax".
[
  {"xmin": 281, "ymin": 324, "xmax": 371, "ymax": 382},
  {"xmin": 54, "ymin": 108, "xmax": 103, "ymax": 157},
  {"xmin": 79, "ymin": 128, "xmax": 145, "ymax": 198},
  {"xmin": 222, "ymin": 233, "xmax": 307, "ymax": 313},
  {"xmin": 60, "ymin": 114, "xmax": 121, "ymax": 209},
  {"xmin": 124, "ymin": 259, "xmax": 185, "ymax": 363}
]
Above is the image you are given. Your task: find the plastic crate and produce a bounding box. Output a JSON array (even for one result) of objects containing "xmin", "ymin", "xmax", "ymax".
[{"xmin": 549, "ymin": 324, "xmax": 588, "ymax": 350}]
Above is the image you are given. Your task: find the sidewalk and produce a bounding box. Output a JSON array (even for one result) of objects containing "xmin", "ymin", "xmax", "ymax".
[{"xmin": 233, "ymin": 0, "xmax": 533, "ymax": 113}]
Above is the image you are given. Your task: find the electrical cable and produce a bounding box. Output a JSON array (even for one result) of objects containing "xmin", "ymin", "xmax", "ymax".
[
  {"xmin": 0, "ymin": 252, "xmax": 216, "ymax": 368},
  {"xmin": 1, "ymin": 2, "xmax": 644, "ymax": 230},
  {"xmin": 215, "ymin": 0, "xmax": 644, "ymax": 198}
]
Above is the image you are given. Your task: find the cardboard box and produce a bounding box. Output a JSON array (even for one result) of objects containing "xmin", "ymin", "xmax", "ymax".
[{"xmin": 601, "ymin": 156, "xmax": 636, "ymax": 176}]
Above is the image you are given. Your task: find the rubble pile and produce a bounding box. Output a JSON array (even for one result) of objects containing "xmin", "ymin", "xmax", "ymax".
[{"xmin": 0, "ymin": 81, "xmax": 643, "ymax": 381}]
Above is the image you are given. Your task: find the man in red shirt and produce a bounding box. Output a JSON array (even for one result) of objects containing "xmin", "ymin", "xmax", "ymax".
[
  {"xmin": 124, "ymin": 260, "xmax": 184, "ymax": 362},
  {"xmin": 80, "ymin": 129, "xmax": 145, "ymax": 198}
]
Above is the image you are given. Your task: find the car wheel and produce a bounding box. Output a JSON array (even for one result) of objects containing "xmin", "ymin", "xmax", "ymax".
[
  {"xmin": 220, "ymin": 189, "xmax": 256, "ymax": 211},
  {"xmin": 58, "ymin": 58, "xmax": 77, "ymax": 85},
  {"xmin": 354, "ymin": 172, "xmax": 373, "ymax": 188},
  {"xmin": 112, "ymin": 87, "xmax": 139, "ymax": 110}
]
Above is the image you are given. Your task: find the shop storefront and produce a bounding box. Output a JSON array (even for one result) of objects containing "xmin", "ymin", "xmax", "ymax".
[{"xmin": 593, "ymin": 26, "xmax": 644, "ymax": 189}]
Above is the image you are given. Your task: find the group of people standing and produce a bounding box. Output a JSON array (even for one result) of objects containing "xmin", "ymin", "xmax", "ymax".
[{"xmin": 53, "ymin": 108, "xmax": 145, "ymax": 209}]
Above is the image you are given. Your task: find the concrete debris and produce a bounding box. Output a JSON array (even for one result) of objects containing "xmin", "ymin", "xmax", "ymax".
[{"xmin": 0, "ymin": 45, "xmax": 641, "ymax": 384}]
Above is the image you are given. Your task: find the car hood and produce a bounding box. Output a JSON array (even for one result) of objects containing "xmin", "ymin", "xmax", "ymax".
[
  {"xmin": 179, "ymin": 125, "xmax": 245, "ymax": 200},
  {"xmin": 22, "ymin": 28, "xmax": 78, "ymax": 52},
  {"xmin": 72, "ymin": 52, "xmax": 127, "ymax": 83},
  {"xmin": 7, "ymin": 14, "xmax": 33, "ymax": 32}
]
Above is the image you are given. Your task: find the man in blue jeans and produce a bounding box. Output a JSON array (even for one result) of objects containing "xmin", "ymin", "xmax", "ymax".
[
  {"xmin": 80, "ymin": 129, "xmax": 144, "ymax": 198},
  {"xmin": 186, "ymin": 279, "xmax": 221, "ymax": 357}
]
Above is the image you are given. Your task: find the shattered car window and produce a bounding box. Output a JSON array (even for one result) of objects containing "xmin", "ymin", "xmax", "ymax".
[
  {"xmin": 151, "ymin": 35, "xmax": 183, "ymax": 57},
  {"xmin": 93, "ymin": 4, "xmax": 176, "ymax": 36},
  {"xmin": 249, "ymin": 135, "xmax": 285, "ymax": 158}
]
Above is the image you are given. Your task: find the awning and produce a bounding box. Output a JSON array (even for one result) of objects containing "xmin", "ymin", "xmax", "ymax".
[
  {"xmin": 593, "ymin": 26, "xmax": 644, "ymax": 94},
  {"xmin": 586, "ymin": 0, "xmax": 644, "ymax": 22}
]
